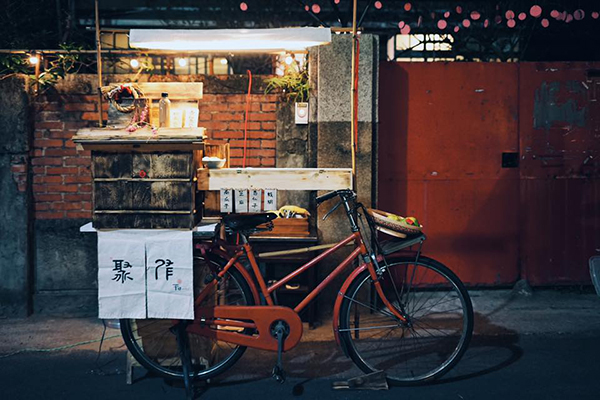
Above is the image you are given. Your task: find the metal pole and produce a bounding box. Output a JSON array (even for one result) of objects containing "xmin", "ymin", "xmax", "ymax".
[
  {"xmin": 94, "ymin": 0, "xmax": 103, "ymax": 128},
  {"xmin": 350, "ymin": 0, "xmax": 358, "ymax": 190}
]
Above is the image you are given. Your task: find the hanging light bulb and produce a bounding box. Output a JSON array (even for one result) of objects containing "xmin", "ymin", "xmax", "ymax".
[
  {"xmin": 178, "ymin": 58, "xmax": 187, "ymax": 67},
  {"xmin": 285, "ymin": 55, "xmax": 294, "ymax": 65},
  {"xmin": 130, "ymin": 59, "xmax": 140, "ymax": 68},
  {"xmin": 29, "ymin": 55, "xmax": 39, "ymax": 65},
  {"xmin": 220, "ymin": 58, "xmax": 228, "ymax": 65}
]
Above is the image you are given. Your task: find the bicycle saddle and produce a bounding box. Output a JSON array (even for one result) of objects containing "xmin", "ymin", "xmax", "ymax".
[{"xmin": 222, "ymin": 213, "xmax": 277, "ymax": 232}]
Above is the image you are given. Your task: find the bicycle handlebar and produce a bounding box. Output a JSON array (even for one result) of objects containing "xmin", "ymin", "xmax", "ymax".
[{"xmin": 316, "ymin": 189, "xmax": 356, "ymax": 205}]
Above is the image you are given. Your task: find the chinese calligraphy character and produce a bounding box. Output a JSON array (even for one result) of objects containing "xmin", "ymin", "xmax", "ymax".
[
  {"xmin": 173, "ymin": 283, "xmax": 182, "ymax": 291},
  {"xmin": 112, "ymin": 260, "xmax": 133, "ymax": 283},
  {"xmin": 155, "ymin": 259, "xmax": 174, "ymax": 280}
]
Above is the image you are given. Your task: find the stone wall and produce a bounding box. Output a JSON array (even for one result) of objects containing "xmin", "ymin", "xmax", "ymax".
[{"xmin": 0, "ymin": 76, "xmax": 33, "ymax": 317}]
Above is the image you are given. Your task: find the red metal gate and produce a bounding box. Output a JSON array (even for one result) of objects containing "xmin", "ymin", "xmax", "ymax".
[{"xmin": 378, "ymin": 62, "xmax": 600, "ymax": 286}]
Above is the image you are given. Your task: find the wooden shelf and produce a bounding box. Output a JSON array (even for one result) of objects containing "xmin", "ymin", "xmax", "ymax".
[
  {"xmin": 73, "ymin": 127, "xmax": 206, "ymax": 151},
  {"xmin": 197, "ymin": 168, "xmax": 352, "ymax": 191}
]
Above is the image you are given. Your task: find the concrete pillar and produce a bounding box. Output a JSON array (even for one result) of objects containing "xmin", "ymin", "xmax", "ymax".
[
  {"xmin": 310, "ymin": 34, "xmax": 379, "ymax": 306},
  {"xmin": 0, "ymin": 76, "xmax": 32, "ymax": 317}
]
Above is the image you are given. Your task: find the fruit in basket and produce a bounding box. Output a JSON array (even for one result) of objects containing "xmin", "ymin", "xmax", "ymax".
[
  {"xmin": 404, "ymin": 217, "xmax": 421, "ymax": 227},
  {"xmin": 387, "ymin": 213, "xmax": 402, "ymax": 222}
]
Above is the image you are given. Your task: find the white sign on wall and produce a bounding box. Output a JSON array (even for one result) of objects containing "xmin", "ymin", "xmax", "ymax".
[
  {"xmin": 236, "ymin": 189, "xmax": 248, "ymax": 213},
  {"xmin": 263, "ymin": 189, "xmax": 278, "ymax": 211},
  {"xmin": 249, "ymin": 189, "xmax": 262, "ymax": 213},
  {"xmin": 220, "ymin": 189, "xmax": 233, "ymax": 213}
]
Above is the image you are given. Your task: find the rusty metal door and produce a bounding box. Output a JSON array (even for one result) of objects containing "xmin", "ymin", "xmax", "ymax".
[
  {"xmin": 378, "ymin": 62, "xmax": 520, "ymax": 285},
  {"xmin": 379, "ymin": 61, "xmax": 600, "ymax": 286},
  {"xmin": 519, "ymin": 62, "xmax": 600, "ymax": 285}
]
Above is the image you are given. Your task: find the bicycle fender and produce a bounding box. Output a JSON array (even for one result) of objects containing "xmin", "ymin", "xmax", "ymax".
[
  {"xmin": 209, "ymin": 248, "xmax": 261, "ymax": 306},
  {"xmin": 333, "ymin": 264, "xmax": 369, "ymax": 355}
]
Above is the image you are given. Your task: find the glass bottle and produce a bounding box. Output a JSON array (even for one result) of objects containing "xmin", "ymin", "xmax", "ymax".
[{"xmin": 158, "ymin": 92, "xmax": 171, "ymax": 128}]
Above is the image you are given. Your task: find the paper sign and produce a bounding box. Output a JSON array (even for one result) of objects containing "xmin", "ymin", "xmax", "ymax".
[
  {"xmin": 146, "ymin": 231, "xmax": 194, "ymax": 319},
  {"xmin": 97, "ymin": 231, "xmax": 146, "ymax": 319},
  {"xmin": 249, "ymin": 189, "xmax": 262, "ymax": 213},
  {"xmin": 220, "ymin": 189, "xmax": 233, "ymax": 213},
  {"xmin": 236, "ymin": 189, "xmax": 248, "ymax": 213},
  {"xmin": 264, "ymin": 189, "xmax": 277, "ymax": 211}
]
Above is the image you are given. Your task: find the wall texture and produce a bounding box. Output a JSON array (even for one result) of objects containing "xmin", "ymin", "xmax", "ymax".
[{"xmin": 0, "ymin": 76, "xmax": 32, "ymax": 317}]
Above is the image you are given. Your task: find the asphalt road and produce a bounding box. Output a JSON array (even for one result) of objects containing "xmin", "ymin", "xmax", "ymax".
[{"xmin": 1, "ymin": 332, "xmax": 599, "ymax": 400}]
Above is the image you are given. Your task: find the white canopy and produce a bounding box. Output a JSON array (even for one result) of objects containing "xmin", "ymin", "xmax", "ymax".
[{"xmin": 129, "ymin": 27, "xmax": 331, "ymax": 53}]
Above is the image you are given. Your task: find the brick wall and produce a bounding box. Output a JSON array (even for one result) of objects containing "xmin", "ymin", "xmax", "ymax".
[{"xmin": 32, "ymin": 76, "xmax": 279, "ymax": 220}]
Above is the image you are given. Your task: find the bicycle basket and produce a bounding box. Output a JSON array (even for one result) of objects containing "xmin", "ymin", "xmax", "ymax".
[{"xmin": 367, "ymin": 208, "xmax": 423, "ymax": 237}]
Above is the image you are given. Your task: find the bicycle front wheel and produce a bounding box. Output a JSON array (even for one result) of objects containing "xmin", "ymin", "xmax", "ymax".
[
  {"xmin": 339, "ymin": 256, "xmax": 473, "ymax": 385},
  {"xmin": 120, "ymin": 254, "xmax": 254, "ymax": 381}
]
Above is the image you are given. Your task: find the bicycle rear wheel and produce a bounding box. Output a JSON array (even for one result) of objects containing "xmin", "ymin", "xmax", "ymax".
[
  {"xmin": 339, "ymin": 255, "xmax": 473, "ymax": 385},
  {"xmin": 120, "ymin": 254, "xmax": 254, "ymax": 381}
]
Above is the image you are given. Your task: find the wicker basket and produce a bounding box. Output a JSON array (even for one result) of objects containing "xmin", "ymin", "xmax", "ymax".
[{"xmin": 367, "ymin": 209, "xmax": 422, "ymax": 236}]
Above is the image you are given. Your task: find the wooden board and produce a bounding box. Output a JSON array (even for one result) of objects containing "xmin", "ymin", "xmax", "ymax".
[
  {"xmin": 197, "ymin": 168, "xmax": 352, "ymax": 191},
  {"xmin": 74, "ymin": 127, "xmax": 207, "ymax": 140},
  {"xmin": 254, "ymin": 218, "xmax": 309, "ymax": 237},
  {"xmin": 136, "ymin": 82, "xmax": 203, "ymax": 100}
]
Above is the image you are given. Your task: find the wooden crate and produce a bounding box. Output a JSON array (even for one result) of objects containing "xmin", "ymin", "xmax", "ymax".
[
  {"xmin": 254, "ymin": 217, "xmax": 309, "ymax": 237},
  {"xmin": 92, "ymin": 151, "xmax": 202, "ymax": 229}
]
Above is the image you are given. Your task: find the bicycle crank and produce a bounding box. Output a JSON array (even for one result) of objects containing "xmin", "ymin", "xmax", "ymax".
[{"xmin": 271, "ymin": 320, "xmax": 290, "ymax": 383}]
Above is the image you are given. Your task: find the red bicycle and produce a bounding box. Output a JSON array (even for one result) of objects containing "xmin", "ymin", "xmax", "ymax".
[{"xmin": 121, "ymin": 189, "xmax": 473, "ymax": 388}]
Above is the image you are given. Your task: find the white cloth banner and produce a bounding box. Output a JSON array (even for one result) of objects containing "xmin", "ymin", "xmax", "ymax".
[
  {"xmin": 146, "ymin": 231, "xmax": 194, "ymax": 319},
  {"xmin": 97, "ymin": 230, "xmax": 194, "ymax": 320},
  {"xmin": 97, "ymin": 231, "xmax": 146, "ymax": 319}
]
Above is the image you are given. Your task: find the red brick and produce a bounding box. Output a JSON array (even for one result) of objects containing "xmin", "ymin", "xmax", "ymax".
[
  {"xmin": 36, "ymin": 211, "xmax": 65, "ymax": 219},
  {"xmin": 64, "ymin": 140, "xmax": 77, "ymax": 149},
  {"xmin": 78, "ymin": 166, "xmax": 91, "ymax": 175},
  {"xmin": 53, "ymin": 202, "xmax": 82, "ymax": 210},
  {"xmin": 46, "ymin": 167, "xmax": 78, "ymax": 175},
  {"xmin": 36, "ymin": 194, "xmax": 62, "ymax": 202},
  {"xmin": 81, "ymin": 112, "xmax": 99, "ymax": 121},
  {"xmin": 212, "ymin": 131, "xmax": 244, "ymax": 139},
  {"xmin": 33, "ymin": 176, "xmax": 62, "ymax": 184},
  {"xmin": 35, "ymin": 203, "xmax": 51, "ymax": 211},
  {"xmin": 45, "ymin": 149, "xmax": 77, "ymax": 157},
  {"xmin": 33, "ymin": 139, "xmax": 64, "ymax": 148},
  {"xmin": 79, "ymin": 184, "xmax": 92, "ymax": 193},
  {"xmin": 213, "ymin": 113, "xmax": 244, "ymax": 121},
  {"xmin": 261, "ymin": 139, "xmax": 276, "ymax": 149},
  {"xmin": 64, "ymin": 121, "xmax": 90, "ymax": 130},
  {"xmin": 63, "ymin": 157, "xmax": 91, "ymax": 166},
  {"xmin": 66, "ymin": 211, "xmax": 92, "ymax": 219},
  {"xmin": 261, "ymin": 158, "xmax": 276, "ymax": 167},
  {"xmin": 230, "ymin": 139, "xmax": 262, "ymax": 148},
  {"xmin": 248, "ymin": 113, "xmax": 276, "ymax": 121},
  {"xmin": 228, "ymin": 122, "xmax": 261, "ymax": 130},
  {"xmin": 250, "ymin": 131, "xmax": 276, "ymax": 139},
  {"xmin": 261, "ymin": 103, "xmax": 277, "ymax": 112},
  {"xmin": 49, "ymin": 131, "xmax": 75, "ymax": 139},
  {"xmin": 32, "ymin": 184, "xmax": 47, "ymax": 193},
  {"xmin": 64, "ymin": 176, "xmax": 91, "ymax": 184},
  {"xmin": 261, "ymin": 122, "xmax": 276, "ymax": 130},
  {"xmin": 82, "ymin": 202, "xmax": 92, "ymax": 211},
  {"xmin": 17, "ymin": 182, "xmax": 27, "ymax": 192},
  {"xmin": 198, "ymin": 113, "xmax": 212, "ymax": 121},
  {"xmin": 65, "ymin": 103, "xmax": 96, "ymax": 111},
  {"xmin": 32, "ymin": 166, "xmax": 45, "ymax": 174},
  {"xmin": 36, "ymin": 121, "xmax": 63, "ymax": 130},
  {"xmin": 233, "ymin": 157, "xmax": 261, "ymax": 167},
  {"xmin": 33, "ymin": 149, "xmax": 44, "ymax": 157},
  {"xmin": 64, "ymin": 194, "xmax": 91, "ymax": 202},
  {"xmin": 11, "ymin": 164, "xmax": 26, "ymax": 173},
  {"xmin": 246, "ymin": 148, "xmax": 275, "ymax": 158},
  {"xmin": 45, "ymin": 184, "xmax": 79, "ymax": 193},
  {"xmin": 228, "ymin": 103, "xmax": 261, "ymax": 112},
  {"xmin": 32, "ymin": 158, "xmax": 62, "ymax": 166},
  {"xmin": 201, "ymin": 103, "xmax": 230, "ymax": 112},
  {"xmin": 202, "ymin": 121, "xmax": 229, "ymax": 130},
  {"xmin": 34, "ymin": 131, "xmax": 46, "ymax": 139},
  {"xmin": 230, "ymin": 148, "xmax": 244, "ymax": 157}
]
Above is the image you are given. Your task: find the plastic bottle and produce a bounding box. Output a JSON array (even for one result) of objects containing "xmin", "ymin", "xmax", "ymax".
[{"xmin": 158, "ymin": 92, "xmax": 171, "ymax": 128}]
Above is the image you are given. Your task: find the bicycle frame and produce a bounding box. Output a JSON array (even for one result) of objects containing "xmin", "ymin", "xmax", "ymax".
[{"xmin": 192, "ymin": 225, "xmax": 409, "ymax": 352}]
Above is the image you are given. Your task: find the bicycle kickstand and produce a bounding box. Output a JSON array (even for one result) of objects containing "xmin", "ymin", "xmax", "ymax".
[
  {"xmin": 172, "ymin": 321, "xmax": 194, "ymax": 400},
  {"xmin": 271, "ymin": 321, "xmax": 290, "ymax": 384}
]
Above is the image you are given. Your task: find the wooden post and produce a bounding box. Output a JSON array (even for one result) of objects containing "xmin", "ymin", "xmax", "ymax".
[
  {"xmin": 94, "ymin": 0, "xmax": 104, "ymax": 128},
  {"xmin": 350, "ymin": 0, "xmax": 358, "ymax": 191},
  {"xmin": 34, "ymin": 52, "xmax": 40, "ymax": 94}
]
